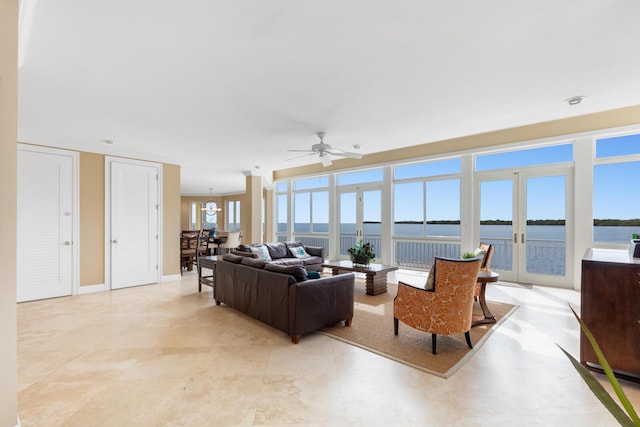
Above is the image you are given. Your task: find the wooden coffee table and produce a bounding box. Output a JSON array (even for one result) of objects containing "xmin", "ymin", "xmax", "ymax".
[{"xmin": 321, "ymin": 260, "xmax": 399, "ymax": 296}]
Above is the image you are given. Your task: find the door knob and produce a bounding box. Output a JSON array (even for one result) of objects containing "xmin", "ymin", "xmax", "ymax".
[
  {"xmin": 112, "ymin": 239, "xmax": 118, "ymax": 244},
  {"xmin": 63, "ymin": 241, "xmax": 70, "ymax": 245}
]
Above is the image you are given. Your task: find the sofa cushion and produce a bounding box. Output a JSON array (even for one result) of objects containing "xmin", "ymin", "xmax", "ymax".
[
  {"xmin": 289, "ymin": 245, "xmax": 310, "ymax": 259},
  {"xmin": 249, "ymin": 245, "xmax": 272, "ymax": 261},
  {"xmin": 222, "ymin": 253, "xmax": 244, "ymax": 264},
  {"xmin": 269, "ymin": 258, "xmax": 304, "ymax": 267},
  {"xmin": 301, "ymin": 256, "xmax": 323, "ymax": 266},
  {"xmin": 266, "ymin": 242, "xmax": 289, "ymax": 259},
  {"xmin": 240, "ymin": 257, "xmax": 268, "ymax": 269},
  {"xmin": 264, "ymin": 263, "xmax": 308, "ymax": 282}
]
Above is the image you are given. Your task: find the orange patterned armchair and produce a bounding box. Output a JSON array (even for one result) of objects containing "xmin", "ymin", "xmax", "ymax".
[{"xmin": 393, "ymin": 256, "xmax": 482, "ymax": 354}]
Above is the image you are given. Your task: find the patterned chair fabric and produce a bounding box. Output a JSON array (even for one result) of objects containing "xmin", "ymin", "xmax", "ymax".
[{"xmin": 393, "ymin": 256, "xmax": 482, "ymax": 354}]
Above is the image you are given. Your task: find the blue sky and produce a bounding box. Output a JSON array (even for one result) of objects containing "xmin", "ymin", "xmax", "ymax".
[{"xmin": 281, "ymin": 134, "xmax": 640, "ymax": 223}]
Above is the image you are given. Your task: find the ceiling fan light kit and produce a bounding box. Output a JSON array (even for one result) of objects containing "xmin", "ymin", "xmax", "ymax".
[{"xmin": 287, "ymin": 132, "xmax": 363, "ymax": 167}]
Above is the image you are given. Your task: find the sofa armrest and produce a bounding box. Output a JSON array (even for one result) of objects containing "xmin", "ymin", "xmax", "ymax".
[
  {"xmin": 303, "ymin": 245, "xmax": 324, "ymax": 258},
  {"xmin": 288, "ymin": 273, "xmax": 354, "ymax": 342}
]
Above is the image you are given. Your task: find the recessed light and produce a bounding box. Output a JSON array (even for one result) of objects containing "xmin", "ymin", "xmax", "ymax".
[
  {"xmin": 103, "ymin": 139, "xmax": 115, "ymax": 145},
  {"xmin": 353, "ymin": 144, "xmax": 361, "ymax": 150},
  {"xmin": 565, "ymin": 96, "xmax": 585, "ymax": 106}
]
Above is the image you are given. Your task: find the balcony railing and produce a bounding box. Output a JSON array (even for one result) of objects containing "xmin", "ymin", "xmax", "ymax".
[
  {"xmin": 394, "ymin": 238, "xmax": 460, "ymax": 269},
  {"xmin": 480, "ymin": 237, "xmax": 566, "ymax": 276},
  {"xmin": 276, "ymin": 233, "xmax": 565, "ymax": 276}
]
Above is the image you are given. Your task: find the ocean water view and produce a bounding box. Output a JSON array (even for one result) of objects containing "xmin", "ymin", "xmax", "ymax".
[
  {"xmin": 280, "ymin": 223, "xmax": 639, "ymax": 276},
  {"xmin": 283, "ymin": 222, "xmax": 640, "ymax": 243}
]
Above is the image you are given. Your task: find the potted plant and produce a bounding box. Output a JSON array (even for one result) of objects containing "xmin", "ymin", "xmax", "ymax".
[{"xmin": 348, "ymin": 239, "xmax": 375, "ymax": 266}]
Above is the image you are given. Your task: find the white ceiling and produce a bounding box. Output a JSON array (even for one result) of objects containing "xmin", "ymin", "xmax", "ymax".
[{"xmin": 17, "ymin": 1, "xmax": 640, "ymax": 195}]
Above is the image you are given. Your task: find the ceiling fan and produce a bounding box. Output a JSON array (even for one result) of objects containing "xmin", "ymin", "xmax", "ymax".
[{"xmin": 287, "ymin": 132, "xmax": 363, "ymax": 167}]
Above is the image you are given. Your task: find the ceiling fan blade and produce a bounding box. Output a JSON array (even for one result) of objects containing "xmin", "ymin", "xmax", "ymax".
[
  {"xmin": 326, "ymin": 150, "xmax": 363, "ymax": 159},
  {"xmin": 286, "ymin": 152, "xmax": 317, "ymax": 161},
  {"xmin": 320, "ymin": 154, "xmax": 332, "ymax": 167},
  {"xmin": 286, "ymin": 149, "xmax": 315, "ymax": 153}
]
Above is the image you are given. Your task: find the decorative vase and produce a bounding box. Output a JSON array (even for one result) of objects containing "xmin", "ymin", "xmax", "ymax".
[{"xmin": 351, "ymin": 254, "xmax": 371, "ymax": 266}]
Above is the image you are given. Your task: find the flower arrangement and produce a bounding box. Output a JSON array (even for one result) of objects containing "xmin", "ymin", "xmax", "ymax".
[{"xmin": 348, "ymin": 239, "xmax": 375, "ymax": 265}]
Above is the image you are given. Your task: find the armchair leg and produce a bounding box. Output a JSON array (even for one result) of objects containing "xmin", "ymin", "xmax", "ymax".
[
  {"xmin": 432, "ymin": 334, "xmax": 437, "ymax": 354},
  {"xmin": 465, "ymin": 331, "xmax": 473, "ymax": 349},
  {"xmin": 393, "ymin": 318, "xmax": 398, "ymax": 335}
]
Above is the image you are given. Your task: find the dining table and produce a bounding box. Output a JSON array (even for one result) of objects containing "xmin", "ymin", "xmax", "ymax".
[{"xmin": 208, "ymin": 235, "xmax": 227, "ymax": 255}]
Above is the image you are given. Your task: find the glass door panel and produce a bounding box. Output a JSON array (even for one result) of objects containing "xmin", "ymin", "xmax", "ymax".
[
  {"xmin": 362, "ymin": 190, "xmax": 382, "ymax": 260},
  {"xmin": 338, "ymin": 187, "xmax": 383, "ymax": 260},
  {"xmin": 479, "ymin": 179, "xmax": 515, "ymax": 276},
  {"xmin": 521, "ymin": 174, "xmax": 567, "ymax": 281},
  {"xmin": 339, "ymin": 192, "xmax": 357, "ymax": 257}
]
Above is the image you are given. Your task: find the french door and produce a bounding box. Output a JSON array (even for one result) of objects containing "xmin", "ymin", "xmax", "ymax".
[
  {"xmin": 338, "ymin": 186, "xmax": 382, "ymax": 260},
  {"xmin": 477, "ymin": 166, "xmax": 573, "ymax": 287}
]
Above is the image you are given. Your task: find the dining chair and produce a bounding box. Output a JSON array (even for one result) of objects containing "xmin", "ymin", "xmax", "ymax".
[
  {"xmin": 218, "ymin": 231, "xmax": 240, "ymax": 254},
  {"xmin": 198, "ymin": 228, "xmax": 211, "ymax": 257},
  {"xmin": 180, "ymin": 230, "xmax": 199, "ymax": 275},
  {"xmin": 393, "ymin": 256, "xmax": 482, "ymax": 354}
]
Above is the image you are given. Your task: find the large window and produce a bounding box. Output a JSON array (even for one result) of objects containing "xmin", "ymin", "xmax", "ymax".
[
  {"xmin": 394, "ymin": 159, "xmax": 461, "ymax": 238},
  {"xmin": 594, "ymin": 133, "xmax": 640, "ymax": 243},
  {"xmin": 292, "ymin": 176, "xmax": 329, "ymax": 235},
  {"xmin": 275, "ymin": 181, "xmax": 288, "ymax": 235},
  {"xmin": 227, "ymin": 200, "xmax": 240, "ymax": 232},
  {"xmin": 476, "ymin": 144, "xmax": 573, "ymax": 171}
]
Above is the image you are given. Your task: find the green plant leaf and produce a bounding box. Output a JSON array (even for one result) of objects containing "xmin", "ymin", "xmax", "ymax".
[
  {"xmin": 556, "ymin": 345, "xmax": 636, "ymax": 427},
  {"xmin": 567, "ymin": 305, "xmax": 640, "ymax": 426}
]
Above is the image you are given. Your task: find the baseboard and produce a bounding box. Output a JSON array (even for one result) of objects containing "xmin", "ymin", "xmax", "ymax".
[
  {"xmin": 77, "ymin": 283, "xmax": 106, "ymax": 294},
  {"xmin": 162, "ymin": 274, "xmax": 181, "ymax": 283},
  {"xmin": 16, "ymin": 414, "xmax": 20, "ymax": 427}
]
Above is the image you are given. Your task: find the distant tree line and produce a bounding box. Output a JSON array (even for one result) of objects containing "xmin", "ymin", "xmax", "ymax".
[
  {"xmin": 593, "ymin": 218, "xmax": 640, "ymax": 226},
  {"xmin": 394, "ymin": 219, "xmax": 640, "ymax": 226}
]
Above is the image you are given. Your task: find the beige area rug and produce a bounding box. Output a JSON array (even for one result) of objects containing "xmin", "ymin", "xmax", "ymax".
[{"xmin": 317, "ymin": 280, "xmax": 518, "ymax": 378}]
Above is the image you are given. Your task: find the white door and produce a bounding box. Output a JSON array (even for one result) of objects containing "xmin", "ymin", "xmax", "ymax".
[
  {"xmin": 17, "ymin": 147, "xmax": 76, "ymax": 302},
  {"xmin": 108, "ymin": 159, "xmax": 159, "ymax": 289},
  {"xmin": 338, "ymin": 186, "xmax": 382, "ymax": 260},
  {"xmin": 477, "ymin": 166, "xmax": 573, "ymax": 287}
]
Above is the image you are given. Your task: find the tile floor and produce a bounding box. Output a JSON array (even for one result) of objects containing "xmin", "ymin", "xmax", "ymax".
[{"xmin": 17, "ymin": 271, "xmax": 640, "ymax": 426}]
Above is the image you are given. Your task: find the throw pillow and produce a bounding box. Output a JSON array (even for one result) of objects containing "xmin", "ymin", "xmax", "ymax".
[
  {"xmin": 249, "ymin": 245, "xmax": 272, "ymax": 261},
  {"xmin": 307, "ymin": 271, "xmax": 321, "ymax": 279},
  {"xmin": 289, "ymin": 246, "xmax": 310, "ymax": 259}
]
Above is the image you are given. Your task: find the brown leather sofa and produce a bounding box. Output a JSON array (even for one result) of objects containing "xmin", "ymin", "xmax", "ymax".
[
  {"xmin": 231, "ymin": 241, "xmax": 324, "ymax": 271},
  {"xmin": 215, "ymin": 254, "xmax": 355, "ymax": 343}
]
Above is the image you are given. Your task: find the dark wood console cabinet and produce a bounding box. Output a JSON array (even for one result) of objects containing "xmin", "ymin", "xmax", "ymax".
[{"xmin": 581, "ymin": 249, "xmax": 640, "ymax": 382}]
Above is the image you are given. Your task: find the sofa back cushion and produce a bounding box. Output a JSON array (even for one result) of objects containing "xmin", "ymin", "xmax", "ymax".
[
  {"xmin": 264, "ymin": 263, "xmax": 308, "ymax": 282},
  {"xmin": 240, "ymin": 257, "xmax": 268, "ymax": 269},
  {"xmin": 266, "ymin": 242, "xmax": 289, "ymax": 260},
  {"xmin": 222, "ymin": 253, "xmax": 244, "ymax": 263}
]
